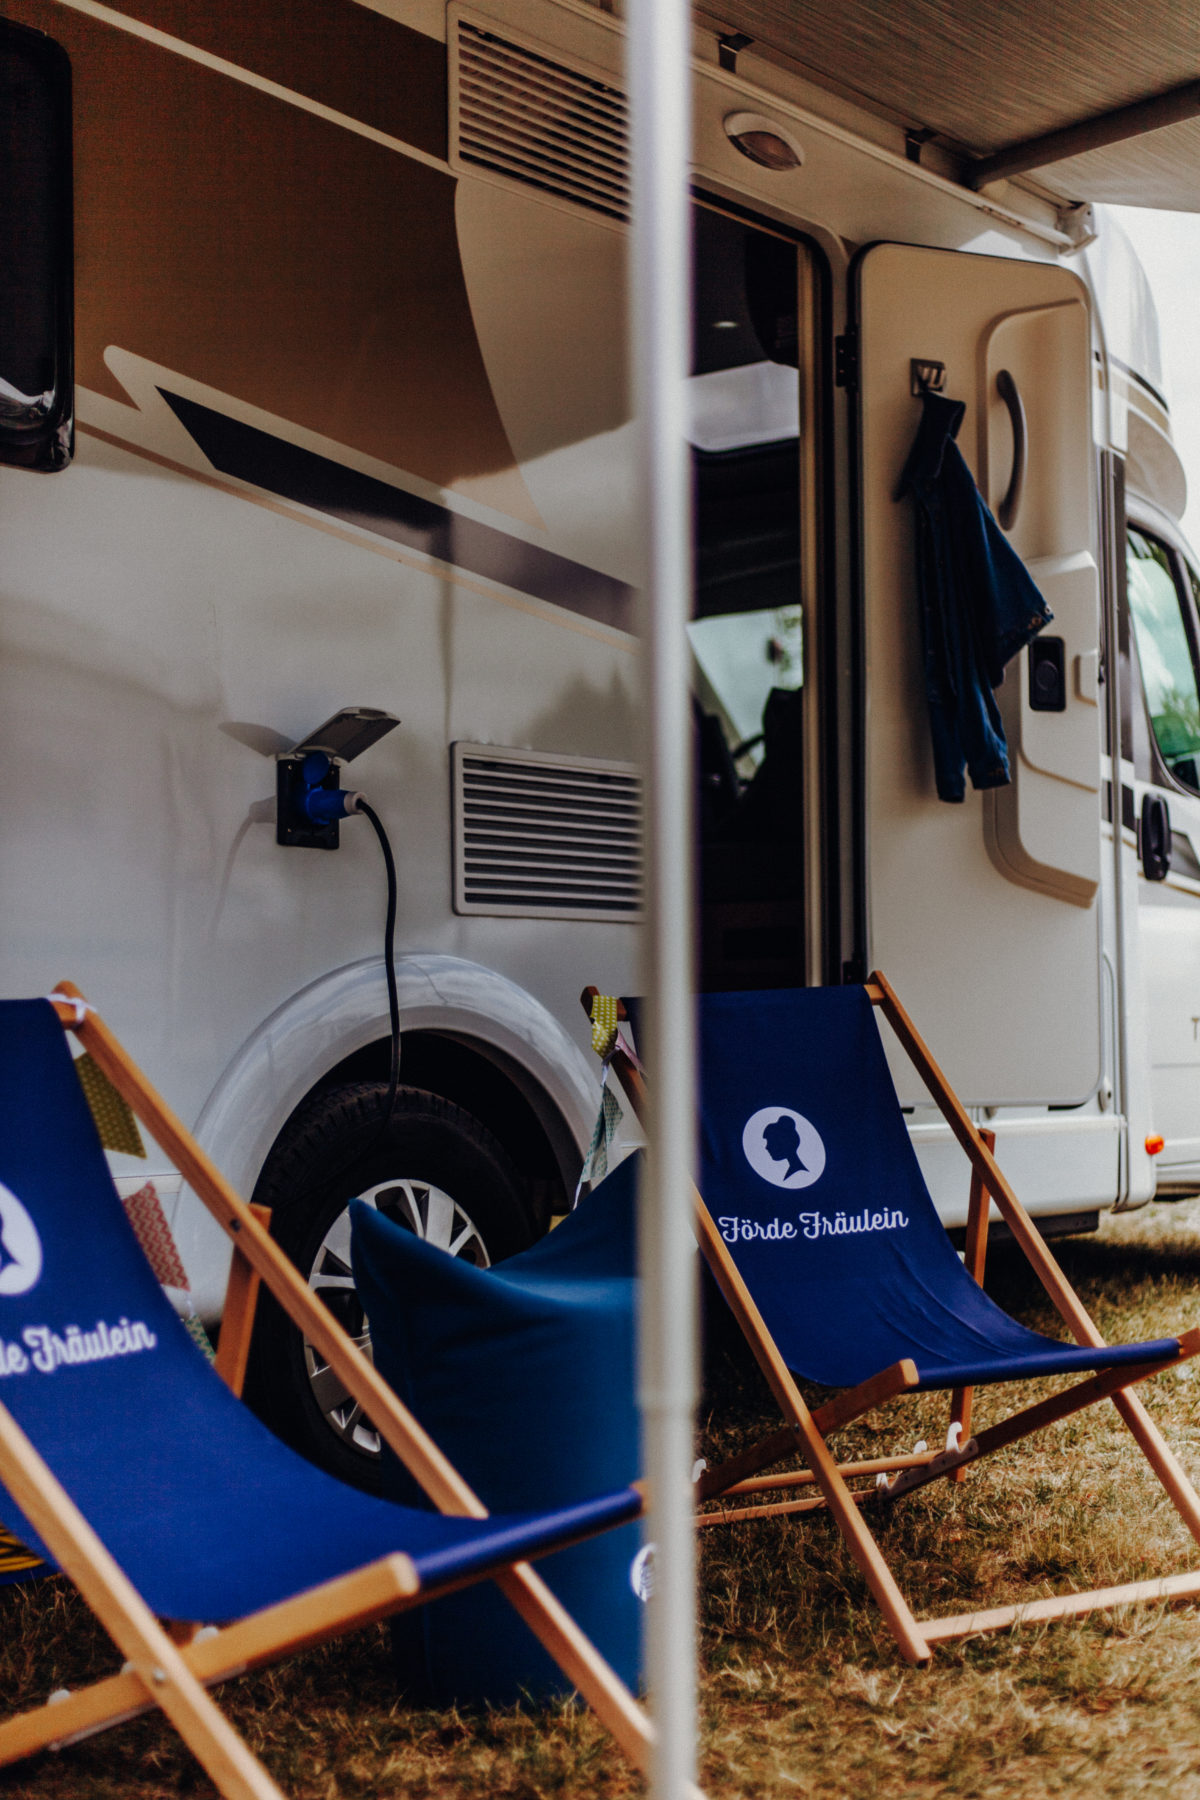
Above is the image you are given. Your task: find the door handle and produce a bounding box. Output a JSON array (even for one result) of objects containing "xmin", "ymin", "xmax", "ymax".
[
  {"xmin": 996, "ymin": 369, "xmax": 1026, "ymax": 531},
  {"xmin": 1141, "ymin": 792, "xmax": 1172, "ymax": 882}
]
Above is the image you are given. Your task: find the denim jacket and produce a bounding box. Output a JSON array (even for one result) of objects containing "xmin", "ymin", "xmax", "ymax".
[{"xmin": 897, "ymin": 391, "xmax": 1053, "ymax": 803}]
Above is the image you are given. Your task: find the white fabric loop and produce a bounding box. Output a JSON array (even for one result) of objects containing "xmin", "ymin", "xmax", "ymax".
[{"xmin": 45, "ymin": 993, "xmax": 91, "ymax": 1025}]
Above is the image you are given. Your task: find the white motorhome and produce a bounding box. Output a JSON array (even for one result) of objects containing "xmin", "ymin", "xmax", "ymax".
[{"xmin": 2, "ymin": 0, "xmax": 1198, "ymax": 1482}]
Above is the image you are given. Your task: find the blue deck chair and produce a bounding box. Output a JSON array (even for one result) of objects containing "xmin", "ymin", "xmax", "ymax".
[
  {"xmin": 0, "ymin": 988, "xmax": 655, "ymax": 1800},
  {"xmin": 582, "ymin": 974, "xmax": 1200, "ymax": 1664}
]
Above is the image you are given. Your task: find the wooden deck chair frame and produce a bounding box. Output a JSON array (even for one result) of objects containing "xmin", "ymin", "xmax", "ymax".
[
  {"xmin": 582, "ymin": 972, "xmax": 1200, "ymax": 1665},
  {"xmin": 0, "ymin": 984, "xmax": 674, "ymax": 1800}
]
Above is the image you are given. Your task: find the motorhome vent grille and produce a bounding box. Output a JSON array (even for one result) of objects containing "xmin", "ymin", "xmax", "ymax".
[
  {"xmin": 455, "ymin": 21, "xmax": 629, "ymax": 221},
  {"xmin": 453, "ymin": 744, "xmax": 642, "ymax": 920}
]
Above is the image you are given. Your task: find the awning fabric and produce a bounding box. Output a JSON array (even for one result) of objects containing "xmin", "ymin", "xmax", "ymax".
[{"xmin": 716, "ymin": 0, "xmax": 1200, "ymax": 209}]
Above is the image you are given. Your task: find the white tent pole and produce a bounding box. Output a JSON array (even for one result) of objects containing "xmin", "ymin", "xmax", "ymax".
[{"xmin": 626, "ymin": 0, "xmax": 699, "ymax": 1796}]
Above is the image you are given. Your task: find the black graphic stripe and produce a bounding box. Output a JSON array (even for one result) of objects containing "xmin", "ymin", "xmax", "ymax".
[{"xmin": 160, "ymin": 390, "xmax": 635, "ymax": 633}]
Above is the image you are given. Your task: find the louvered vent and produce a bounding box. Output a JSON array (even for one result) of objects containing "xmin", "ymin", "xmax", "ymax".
[
  {"xmin": 453, "ymin": 744, "xmax": 642, "ymax": 920},
  {"xmin": 455, "ymin": 19, "xmax": 629, "ymax": 221}
]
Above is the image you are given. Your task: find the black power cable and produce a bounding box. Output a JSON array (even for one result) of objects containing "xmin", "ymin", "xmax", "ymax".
[
  {"xmin": 253, "ymin": 791, "xmax": 403, "ymax": 1230},
  {"xmin": 356, "ymin": 798, "xmax": 401, "ymax": 1124}
]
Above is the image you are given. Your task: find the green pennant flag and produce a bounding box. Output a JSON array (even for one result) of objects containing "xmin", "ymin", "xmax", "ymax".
[{"xmin": 74, "ymin": 1052, "xmax": 146, "ymax": 1158}]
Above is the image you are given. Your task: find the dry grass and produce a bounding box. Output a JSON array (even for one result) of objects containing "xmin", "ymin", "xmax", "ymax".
[{"xmin": 6, "ymin": 1199, "xmax": 1200, "ymax": 1797}]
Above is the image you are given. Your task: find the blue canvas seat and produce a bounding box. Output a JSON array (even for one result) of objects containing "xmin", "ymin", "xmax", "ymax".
[
  {"xmin": 698, "ymin": 985, "xmax": 1179, "ymax": 1393},
  {"xmin": 583, "ymin": 973, "xmax": 1200, "ymax": 1663},
  {"xmin": 0, "ymin": 994, "xmax": 653, "ymax": 1800}
]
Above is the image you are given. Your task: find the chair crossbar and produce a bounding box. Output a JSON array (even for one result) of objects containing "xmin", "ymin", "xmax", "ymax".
[
  {"xmin": 698, "ymin": 1454, "xmax": 939, "ymax": 1525},
  {"xmin": 919, "ymin": 1569, "xmax": 1200, "ymax": 1644},
  {"xmin": 698, "ymin": 1489, "xmax": 872, "ymax": 1528},
  {"xmin": 718, "ymin": 1452, "xmax": 938, "ymax": 1502},
  {"xmin": 696, "ymin": 1427, "xmax": 799, "ymax": 1502},
  {"xmin": 697, "ymin": 1362, "xmax": 919, "ymax": 1504}
]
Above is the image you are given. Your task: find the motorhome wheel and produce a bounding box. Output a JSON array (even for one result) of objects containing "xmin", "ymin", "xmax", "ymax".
[{"xmin": 243, "ymin": 1081, "xmax": 536, "ymax": 1489}]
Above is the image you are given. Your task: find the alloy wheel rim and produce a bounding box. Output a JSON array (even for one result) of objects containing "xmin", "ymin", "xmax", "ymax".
[{"xmin": 303, "ymin": 1177, "xmax": 491, "ymax": 1458}]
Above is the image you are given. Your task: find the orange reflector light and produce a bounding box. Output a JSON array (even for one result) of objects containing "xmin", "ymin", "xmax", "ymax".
[{"xmin": 1146, "ymin": 1134, "xmax": 1165, "ymax": 1156}]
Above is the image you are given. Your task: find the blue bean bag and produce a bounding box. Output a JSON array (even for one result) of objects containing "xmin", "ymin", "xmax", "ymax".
[{"xmin": 351, "ymin": 1151, "xmax": 643, "ymax": 1706}]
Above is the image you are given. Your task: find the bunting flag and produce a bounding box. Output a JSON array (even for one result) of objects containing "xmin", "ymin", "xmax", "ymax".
[
  {"xmin": 72, "ymin": 1059, "xmax": 214, "ymax": 1357},
  {"xmin": 183, "ymin": 1312, "xmax": 217, "ymax": 1364},
  {"xmin": 120, "ymin": 1182, "xmax": 215, "ymax": 1363},
  {"xmin": 578, "ymin": 1082, "xmax": 626, "ymax": 1194},
  {"xmin": 590, "ymin": 994, "xmax": 620, "ymax": 1059},
  {"xmin": 0, "ymin": 1523, "xmax": 43, "ymax": 1583},
  {"xmin": 121, "ymin": 1180, "xmax": 189, "ymax": 1290},
  {"xmin": 74, "ymin": 1052, "xmax": 146, "ymax": 1158}
]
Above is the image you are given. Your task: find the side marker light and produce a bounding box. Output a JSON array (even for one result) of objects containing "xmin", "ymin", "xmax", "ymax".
[{"xmin": 1146, "ymin": 1134, "xmax": 1165, "ymax": 1156}]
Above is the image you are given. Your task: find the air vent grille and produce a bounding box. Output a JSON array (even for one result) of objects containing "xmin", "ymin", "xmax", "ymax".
[
  {"xmin": 453, "ymin": 744, "xmax": 642, "ymax": 920},
  {"xmin": 455, "ymin": 20, "xmax": 629, "ymax": 221}
]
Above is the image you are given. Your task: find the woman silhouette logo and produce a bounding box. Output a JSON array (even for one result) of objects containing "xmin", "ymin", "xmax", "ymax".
[
  {"xmin": 741, "ymin": 1107, "xmax": 826, "ymax": 1189},
  {"xmin": 0, "ymin": 1182, "xmax": 43, "ymax": 1297}
]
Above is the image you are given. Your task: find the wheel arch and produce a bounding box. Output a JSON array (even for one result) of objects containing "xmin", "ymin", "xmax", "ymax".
[{"xmin": 180, "ymin": 955, "xmax": 599, "ymax": 1318}]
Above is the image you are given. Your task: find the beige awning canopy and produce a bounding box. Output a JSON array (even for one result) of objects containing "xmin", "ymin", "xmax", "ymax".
[{"xmin": 712, "ymin": 0, "xmax": 1200, "ymax": 210}]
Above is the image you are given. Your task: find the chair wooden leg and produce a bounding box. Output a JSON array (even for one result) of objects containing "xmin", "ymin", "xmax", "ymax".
[
  {"xmin": 690, "ymin": 1197, "xmax": 932, "ymax": 1663},
  {"xmin": 1112, "ymin": 1386, "xmax": 1200, "ymax": 1547},
  {"xmin": 495, "ymin": 1563, "xmax": 663, "ymax": 1773},
  {"xmin": 950, "ymin": 1128, "xmax": 994, "ymax": 1482},
  {"xmin": 213, "ymin": 1204, "xmax": 271, "ymax": 1398}
]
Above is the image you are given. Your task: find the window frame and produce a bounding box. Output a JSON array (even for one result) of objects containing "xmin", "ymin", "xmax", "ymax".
[
  {"xmin": 0, "ymin": 17, "xmax": 74, "ymax": 473},
  {"xmin": 1126, "ymin": 519, "xmax": 1200, "ymax": 801}
]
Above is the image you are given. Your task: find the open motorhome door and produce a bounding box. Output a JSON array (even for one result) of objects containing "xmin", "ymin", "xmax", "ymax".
[{"xmin": 855, "ymin": 245, "xmax": 1102, "ymax": 1106}]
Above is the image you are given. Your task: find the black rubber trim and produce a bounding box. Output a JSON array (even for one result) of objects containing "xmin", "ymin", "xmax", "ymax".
[{"xmin": 159, "ymin": 389, "xmax": 635, "ymax": 633}]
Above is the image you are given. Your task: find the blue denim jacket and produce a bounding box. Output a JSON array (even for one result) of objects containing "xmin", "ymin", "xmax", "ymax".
[{"xmin": 897, "ymin": 392, "xmax": 1053, "ymax": 803}]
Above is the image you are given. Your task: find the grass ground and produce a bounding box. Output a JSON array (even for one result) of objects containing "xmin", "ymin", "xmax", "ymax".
[{"xmin": 5, "ymin": 1198, "xmax": 1200, "ymax": 1798}]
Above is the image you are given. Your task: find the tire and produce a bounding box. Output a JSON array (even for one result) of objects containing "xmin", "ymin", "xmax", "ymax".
[{"xmin": 243, "ymin": 1081, "xmax": 537, "ymax": 1490}]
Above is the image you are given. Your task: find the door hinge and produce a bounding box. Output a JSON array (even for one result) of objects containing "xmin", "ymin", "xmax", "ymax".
[{"xmin": 835, "ymin": 331, "xmax": 859, "ymax": 392}]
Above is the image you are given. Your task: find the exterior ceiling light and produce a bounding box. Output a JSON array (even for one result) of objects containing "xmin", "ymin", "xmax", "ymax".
[{"xmin": 723, "ymin": 111, "xmax": 803, "ymax": 171}]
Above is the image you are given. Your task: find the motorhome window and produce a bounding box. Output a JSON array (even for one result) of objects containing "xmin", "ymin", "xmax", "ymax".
[
  {"xmin": 689, "ymin": 202, "xmax": 815, "ymax": 990},
  {"xmin": 0, "ymin": 21, "xmax": 73, "ymax": 471},
  {"xmin": 1127, "ymin": 527, "xmax": 1200, "ymax": 792}
]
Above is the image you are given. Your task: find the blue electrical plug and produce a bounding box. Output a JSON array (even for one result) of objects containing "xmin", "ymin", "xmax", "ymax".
[
  {"xmin": 276, "ymin": 749, "xmax": 365, "ymax": 848},
  {"xmin": 297, "ymin": 751, "xmax": 364, "ymax": 824}
]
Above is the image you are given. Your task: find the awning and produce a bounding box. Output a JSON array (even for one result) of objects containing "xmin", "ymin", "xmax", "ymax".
[{"xmin": 704, "ymin": 0, "xmax": 1200, "ymax": 209}]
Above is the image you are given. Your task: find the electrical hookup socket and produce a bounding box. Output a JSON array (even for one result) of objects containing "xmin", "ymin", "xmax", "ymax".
[{"xmin": 275, "ymin": 707, "xmax": 400, "ymax": 849}]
